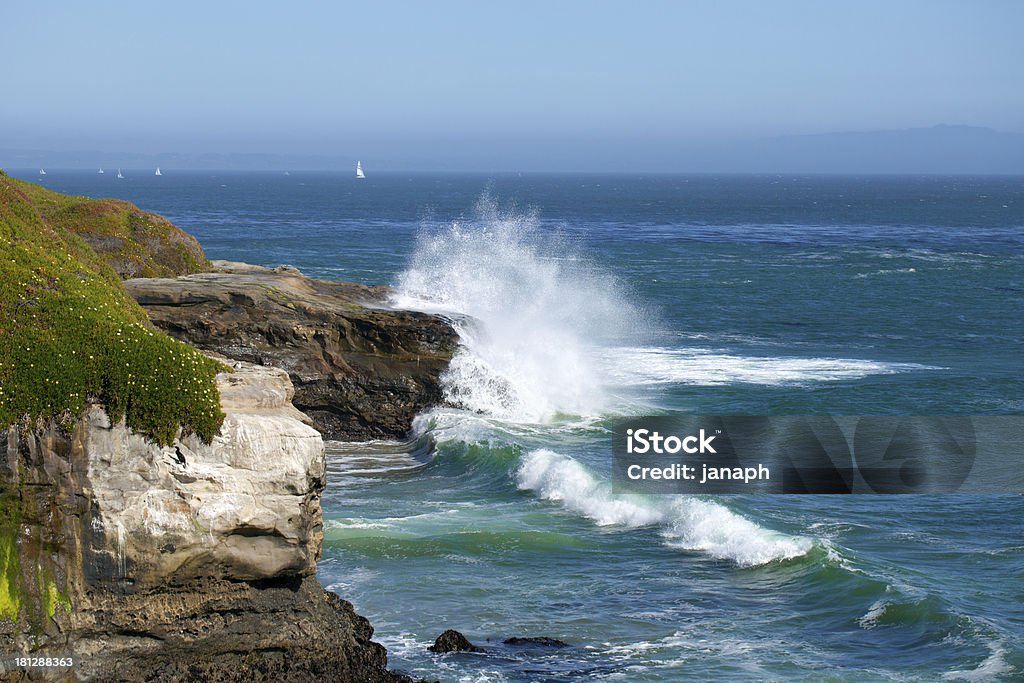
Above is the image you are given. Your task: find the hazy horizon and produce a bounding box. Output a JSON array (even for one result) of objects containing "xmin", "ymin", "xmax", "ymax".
[{"xmin": 3, "ymin": 1, "xmax": 1022, "ymax": 172}]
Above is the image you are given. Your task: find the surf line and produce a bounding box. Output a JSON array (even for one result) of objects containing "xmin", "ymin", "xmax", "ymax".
[{"xmin": 626, "ymin": 462, "xmax": 771, "ymax": 484}]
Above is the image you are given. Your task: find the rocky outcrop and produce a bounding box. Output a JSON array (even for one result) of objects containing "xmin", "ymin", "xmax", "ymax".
[
  {"xmin": 428, "ymin": 630, "xmax": 483, "ymax": 654},
  {"xmin": 82, "ymin": 362, "xmax": 323, "ymax": 586},
  {"xmin": 0, "ymin": 362, "xmax": 405, "ymax": 682},
  {"xmin": 124, "ymin": 261, "xmax": 459, "ymax": 440},
  {"xmin": 71, "ymin": 202, "xmax": 210, "ymax": 279}
]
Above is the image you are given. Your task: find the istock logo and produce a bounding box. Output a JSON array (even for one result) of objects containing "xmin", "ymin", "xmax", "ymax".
[
  {"xmin": 626, "ymin": 428, "xmax": 717, "ymax": 454},
  {"xmin": 612, "ymin": 416, "xmax": 1024, "ymax": 495}
]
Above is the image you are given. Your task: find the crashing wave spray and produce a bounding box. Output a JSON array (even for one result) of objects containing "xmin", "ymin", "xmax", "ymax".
[
  {"xmin": 393, "ymin": 193, "xmax": 644, "ymax": 422},
  {"xmin": 393, "ymin": 193, "xmax": 814, "ymax": 567}
]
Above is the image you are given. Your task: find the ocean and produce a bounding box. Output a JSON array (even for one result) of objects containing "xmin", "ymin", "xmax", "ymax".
[{"xmin": 16, "ymin": 170, "xmax": 1024, "ymax": 681}]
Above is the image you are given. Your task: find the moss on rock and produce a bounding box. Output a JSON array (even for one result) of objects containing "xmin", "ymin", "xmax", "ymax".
[
  {"xmin": 0, "ymin": 170, "xmax": 225, "ymax": 445},
  {"xmin": 0, "ymin": 489, "xmax": 20, "ymax": 622}
]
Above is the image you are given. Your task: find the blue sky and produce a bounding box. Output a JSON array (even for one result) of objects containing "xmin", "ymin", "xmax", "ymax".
[{"xmin": 2, "ymin": 1, "xmax": 1021, "ymax": 169}]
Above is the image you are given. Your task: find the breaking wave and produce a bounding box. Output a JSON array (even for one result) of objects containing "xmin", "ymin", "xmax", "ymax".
[{"xmin": 516, "ymin": 449, "xmax": 811, "ymax": 567}]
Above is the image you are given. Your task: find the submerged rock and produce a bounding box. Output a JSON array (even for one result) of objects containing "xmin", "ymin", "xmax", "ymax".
[
  {"xmin": 428, "ymin": 629, "xmax": 485, "ymax": 653},
  {"xmin": 503, "ymin": 636, "xmax": 570, "ymax": 648},
  {"xmin": 0, "ymin": 361, "xmax": 407, "ymax": 681},
  {"xmin": 125, "ymin": 260, "xmax": 459, "ymax": 440}
]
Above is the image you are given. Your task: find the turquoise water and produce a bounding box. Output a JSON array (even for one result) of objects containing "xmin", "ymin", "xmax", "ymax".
[{"xmin": 17, "ymin": 171, "xmax": 1024, "ymax": 681}]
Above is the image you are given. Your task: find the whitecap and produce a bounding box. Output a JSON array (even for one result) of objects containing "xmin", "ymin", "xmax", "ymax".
[
  {"xmin": 942, "ymin": 642, "xmax": 1015, "ymax": 681},
  {"xmin": 516, "ymin": 449, "xmax": 663, "ymax": 527},
  {"xmin": 602, "ymin": 346, "xmax": 939, "ymax": 387},
  {"xmin": 516, "ymin": 449, "xmax": 812, "ymax": 567}
]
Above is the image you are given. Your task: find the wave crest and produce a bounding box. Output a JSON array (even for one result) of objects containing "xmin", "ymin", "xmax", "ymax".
[{"xmin": 517, "ymin": 449, "xmax": 812, "ymax": 567}]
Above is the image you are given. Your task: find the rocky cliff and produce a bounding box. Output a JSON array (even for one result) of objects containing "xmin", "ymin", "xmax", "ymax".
[
  {"xmin": 1, "ymin": 170, "xmax": 225, "ymax": 447},
  {"xmin": 1, "ymin": 362, "xmax": 406, "ymax": 682},
  {"xmin": 125, "ymin": 261, "xmax": 459, "ymax": 440}
]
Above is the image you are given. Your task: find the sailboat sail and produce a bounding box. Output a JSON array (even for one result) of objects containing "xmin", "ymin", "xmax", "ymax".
[
  {"xmin": 39, "ymin": 169, "xmax": 46, "ymax": 176},
  {"xmin": 155, "ymin": 167, "xmax": 162, "ymax": 176},
  {"xmin": 98, "ymin": 168, "xmax": 105, "ymax": 174},
  {"xmin": 116, "ymin": 169, "xmax": 124, "ymax": 178},
  {"xmin": 356, "ymin": 161, "xmax": 365, "ymax": 179}
]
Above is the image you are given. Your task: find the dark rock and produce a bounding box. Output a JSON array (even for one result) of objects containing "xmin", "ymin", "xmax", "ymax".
[
  {"xmin": 81, "ymin": 576, "xmax": 406, "ymax": 682},
  {"xmin": 391, "ymin": 671, "xmax": 440, "ymax": 683},
  {"xmin": 125, "ymin": 260, "xmax": 460, "ymax": 440},
  {"xmin": 1, "ymin": 396, "xmax": 411, "ymax": 682},
  {"xmin": 503, "ymin": 637, "xmax": 570, "ymax": 648},
  {"xmin": 428, "ymin": 629, "xmax": 484, "ymax": 653}
]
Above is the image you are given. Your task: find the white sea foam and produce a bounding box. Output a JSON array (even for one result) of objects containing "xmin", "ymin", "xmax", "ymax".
[
  {"xmin": 659, "ymin": 497, "xmax": 812, "ymax": 566},
  {"xmin": 942, "ymin": 642, "xmax": 1015, "ymax": 681},
  {"xmin": 603, "ymin": 346, "xmax": 939, "ymax": 386},
  {"xmin": 516, "ymin": 449, "xmax": 812, "ymax": 567},
  {"xmin": 516, "ymin": 449, "xmax": 663, "ymax": 527},
  {"xmin": 858, "ymin": 599, "xmax": 892, "ymax": 629},
  {"xmin": 854, "ymin": 267, "xmax": 918, "ymax": 278},
  {"xmin": 393, "ymin": 194, "xmax": 643, "ymax": 422}
]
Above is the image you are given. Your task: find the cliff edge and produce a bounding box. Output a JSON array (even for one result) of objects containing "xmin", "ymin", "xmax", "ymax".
[
  {"xmin": 1, "ymin": 362, "xmax": 405, "ymax": 682},
  {"xmin": 1, "ymin": 174, "xmax": 450, "ymax": 681},
  {"xmin": 126, "ymin": 260, "xmax": 459, "ymax": 440}
]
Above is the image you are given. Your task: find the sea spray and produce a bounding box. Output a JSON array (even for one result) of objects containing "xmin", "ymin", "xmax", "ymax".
[
  {"xmin": 393, "ymin": 193, "xmax": 646, "ymax": 421},
  {"xmin": 394, "ymin": 193, "xmax": 814, "ymax": 567}
]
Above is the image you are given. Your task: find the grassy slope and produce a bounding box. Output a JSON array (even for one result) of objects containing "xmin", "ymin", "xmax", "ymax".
[
  {"xmin": 0, "ymin": 170, "xmax": 224, "ymax": 445},
  {"xmin": 10, "ymin": 175, "xmax": 210, "ymax": 278}
]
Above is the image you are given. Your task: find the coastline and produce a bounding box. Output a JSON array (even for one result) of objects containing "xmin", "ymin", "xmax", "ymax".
[
  {"xmin": 4, "ymin": 170, "xmax": 1022, "ymax": 681},
  {"xmin": 1, "ymin": 175, "xmax": 449, "ymax": 681}
]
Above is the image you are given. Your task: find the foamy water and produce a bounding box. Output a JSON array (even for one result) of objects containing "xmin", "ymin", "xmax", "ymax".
[
  {"xmin": 389, "ymin": 195, "xmax": 935, "ymax": 569},
  {"xmin": 603, "ymin": 346, "xmax": 940, "ymax": 386},
  {"xmin": 393, "ymin": 194, "xmax": 644, "ymax": 421},
  {"xmin": 516, "ymin": 449, "xmax": 812, "ymax": 567}
]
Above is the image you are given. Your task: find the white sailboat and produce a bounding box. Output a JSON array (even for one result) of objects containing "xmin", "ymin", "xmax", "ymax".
[
  {"xmin": 355, "ymin": 161, "xmax": 365, "ymax": 179},
  {"xmin": 155, "ymin": 167, "xmax": 162, "ymax": 176},
  {"xmin": 116, "ymin": 169, "xmax": 124, "ymax": 179},
  {"xmin": 98, "ymin": 168, "xmax": 105, "ymax": 174},
  {"xmin": 39, "ymin": 168, "xmax": 46, "ymax": 176}
]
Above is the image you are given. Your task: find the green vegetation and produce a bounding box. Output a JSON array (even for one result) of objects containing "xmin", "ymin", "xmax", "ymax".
[
  {"xmin": 40, "ymin": 569, "xmax": 71, "ymax": 619},
  {"xmin": 8, "ymin": 174, "xmax": 209, "ymax": 278},
  {"xmin": 0, "ymin": 489, "xmax": 19, "ymax": 622},
  {"xmin": 0, "ymin": 542, "xmax": 17, "ymax": 621},
  {"xmin": 0, "ymin": 170, "xmax": 225, "ymax": 445},
  {"xmin": 1, "ymin": 484, "xmax": 72, "ymax": 629}
]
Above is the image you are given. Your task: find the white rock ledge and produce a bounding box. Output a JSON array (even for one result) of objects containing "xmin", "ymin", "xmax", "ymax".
[{"xmin": 85, "ymin": 361, "xmax": 326, "ymax": 584}]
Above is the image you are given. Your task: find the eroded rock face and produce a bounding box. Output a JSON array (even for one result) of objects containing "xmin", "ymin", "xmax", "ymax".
[
  {"xmin": 84, "ymin": 363, "xmax": 324, "ymax": 586},
  {"xmin": 0, "ymin": 362, "xmax": 404, "ymax": 682},
  {"xmin": 125, "ymin": 261, "xmax": 459, "ymax": 440}
]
